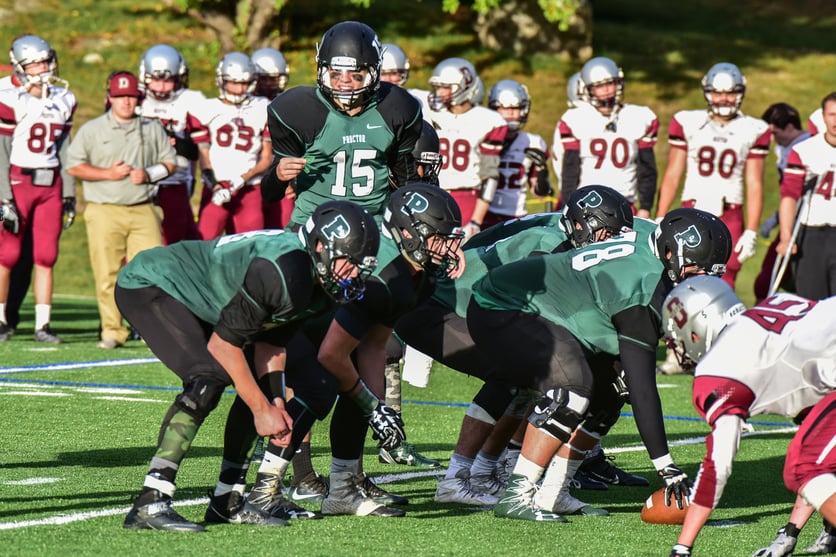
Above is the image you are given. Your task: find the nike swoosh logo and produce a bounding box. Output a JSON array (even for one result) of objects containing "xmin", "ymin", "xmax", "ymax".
[
  {"xmin": 289, "ymin": 491, "xmax": 323, "ymax": 501},
  {"xmin": 366, "ymin": 124, "xmax": 382, "ymax": 130}
]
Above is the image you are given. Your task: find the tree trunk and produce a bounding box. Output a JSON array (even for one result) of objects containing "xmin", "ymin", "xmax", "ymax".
[{"xmin": 474, "ymin": 0, "xmax": 593, "ymax": 60}]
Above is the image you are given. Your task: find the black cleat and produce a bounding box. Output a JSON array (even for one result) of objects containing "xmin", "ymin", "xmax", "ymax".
[
  {"xmin": 204, "ymin": 490, "xmax": 289, "ymax": 526},
  {"xmin": 124, "ymin": 492, "xmax": 205, "ymax": 532}
]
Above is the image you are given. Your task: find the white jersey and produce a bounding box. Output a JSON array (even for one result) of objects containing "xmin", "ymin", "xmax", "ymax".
[
  {"xmin": 491, "ymin": 131, "xmax": 548, "ymax": 217},
  {"xmin": 139, "ymin": 88, "xmax": 206, "ymax": 186},
  {"xmin": 782, "ymin": 133, "xmax": 836, "ymax": 227},
  {"xmin": 807, "ymin": 108, "xmax": 824, "ymax": 136},
  {"xmin": 409, "ymin": 88, "xmax": 431, "ymax": 115},
  {"xmin": 0, "ymin": 76, "xmax": 13, "ymax": 90},
  {"xmin": 0, "ymin": 84, "xmax": 76, "ymax": 169},
  {"xmin": 426, "ymin": 105, "xmax": 507, "ymax": 191},
  {"xmin": 669, "ymin": 109, "xmax": 770, "ymax": 214},
  {"xmin": 191, "ymin": 95, "xmax": 270, "ymax": 184},
  {"xmin": 557, "ymin": 102, "xmax": 658, "ymax": 202},
  {"xmin": 695, "ymin": 293, "xmax": 836, "ymax": 419}
]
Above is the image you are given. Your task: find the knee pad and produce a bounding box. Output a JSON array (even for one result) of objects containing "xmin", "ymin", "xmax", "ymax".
[
  {"xmin": 473, "ymin": 381, "xmax": 517, "ymax": 421},
  {"xmin": 175, "ymin": 376, "xmax": 227, "ymax": 423},
  {"xmin": 528, "ymin": 388, "xmax": 588, "ymax": 443},
  {"xmin": 581, "ymin": 406, "xmax": 622, "ymax": 437}
]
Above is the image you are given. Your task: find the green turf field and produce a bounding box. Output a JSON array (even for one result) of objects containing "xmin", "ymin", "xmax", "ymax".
[{"xmin": 0, "ymin": 295, "xmax": 804, "ymax": 557}]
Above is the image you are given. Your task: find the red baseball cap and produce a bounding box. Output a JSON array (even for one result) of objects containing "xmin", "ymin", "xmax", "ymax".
[{"xmin": 108, "ymin": 72, "xmax": 142, "ymax": 98}]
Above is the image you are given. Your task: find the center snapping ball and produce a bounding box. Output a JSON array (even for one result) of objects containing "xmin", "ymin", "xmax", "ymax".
[{"xmin": 640, "ymin": 487, "xmax": 689, "ymax": 524}]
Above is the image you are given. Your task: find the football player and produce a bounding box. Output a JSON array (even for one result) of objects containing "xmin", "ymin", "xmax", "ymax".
[
  {"xmin": 655, "ymin": 62, "xmax": 771, "ymax": 290},
  {"xmin": 483, "ymin": 79, "xmax": 551, "ymax": 227},
  {"xmin": 260, "ymin": 21, "xmax": 423, "ymax": 227},
  {"xmin": 551, "ymin": 71, "xmax": 586, "ymax": 199},
  {"xmin": 0, "ymin": 34, "xmax": 76, "ymax": 343},
  {"xmin": 425, "ymin": 57, "xmax": 508, "ymax": 239},
  {"xmin": 137, "ymin": 44, "xmax": 203, "ymax": 244},
  {"xmin": 556, "ymin": 56, "xmax": 659, "ymax": 219},
  {"xmin": 192, "ymin": 52, "xmax": 271, "ymax": 239},
  {"xmin": 661, "ymin": 276, "xmax": 836, "ymax": 557},
  {"xmin": 116, "ymin": 200, "xmax": 380, "ymax": 531}
]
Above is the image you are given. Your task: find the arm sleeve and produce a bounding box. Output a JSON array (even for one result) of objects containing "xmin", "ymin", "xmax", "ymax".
[
  {"xmin": 560, "ymin": 149, "xmax": 581, "ymax": 207},
  {"xmin": 636, "ymin": 147, "xmax": 657, "ymax": 212},
  {"xmin": 618, "ymin": 338, "xmax": 670, "ymax": 460},
  {"xmin": 692, "ymin": 414, "xmax": 743, "ymax": 508},
  {"xmin": 261, "ymin": 91, "xmax": 315, "ymax": 202},
  {"xmin": 57, "ymin": 132, "xmax": 76, "ymax": 197}
]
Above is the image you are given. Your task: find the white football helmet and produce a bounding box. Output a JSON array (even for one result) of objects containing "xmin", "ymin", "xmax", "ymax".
[
  {"xmin": 139, "ymin": 44, "xmax": 189, "ymax": 100},
  {"xmin": 488, "ymin": 79, "xmax": 530, "ymax": 131},
  {"xmin": 580, "ymin": 57, "xmax": 623, "ymax": 110},
  {"xmin": 380, "ymin": 43, "xmax": 410, "ymax": 86},
  {"xmin": 662, "ymin": 275, "xmax": 745, "ymax": 370},
  {"xmin": 215, "ymin": 52, "xmax": 256, "ymax": 104},
  {"xmin": 702, "ymin": 62, "xmax": 746, "ymax": 118},
  {"xmin": 428, "ymin": 57, "xmax": 480, "ymax": 111},
  {"xmin": 566, "ymin": 72, "xmax": 586, "ymax": 108},
  {"xmin": 9, "ymin": 34, "xmax": 59, "ymax": 94},
  {"xmin": 251, "ymin": 47, "xmax": 289, "ymax": 99}
]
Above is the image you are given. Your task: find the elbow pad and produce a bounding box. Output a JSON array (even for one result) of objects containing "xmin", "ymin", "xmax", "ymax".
[{"xmin": 479, "ymin": 177, "xmax": 499, "ymax": 203}]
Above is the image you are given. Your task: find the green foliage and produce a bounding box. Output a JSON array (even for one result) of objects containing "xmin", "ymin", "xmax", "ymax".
[{"xmin": 439, "ymin": 0, "xmax": 581, "ymax": 30}]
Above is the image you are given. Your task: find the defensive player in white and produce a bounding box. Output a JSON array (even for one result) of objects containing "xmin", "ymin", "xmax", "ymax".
[
  {"xmin": 192, "ymin": 52, "xmax": 271, "ymax": 240},
  {"xmin": 551, "ymin": 72, "xmax": 585, "ymax": 198},
  {"xmin": 661, "ymin": 276, "xmax": 836, "ymax": 557},
  {"xmin": 138, "ymin": 44, "xmax": 204, "ymax": 244},
  {"xmin": 483, "ymin": 79, "xmax": 551, "ymax": 227},
  {"xmin": 556, "ymin": 57, "xmax": 659, "ymax": 218},
  {"xmin": 0, "ymin": 34, "xmax": 76, "ymax": 344},
  {"xmin": 807, "ymin": 107, "xmax": 825, "ymax": 136},
  {"xmin": 425, "ymin": 57, "xmax": 508, "ymax": 239},
  {"xmin": 655, "ymin": 62, "xmax": 771, "ymax": 289}
]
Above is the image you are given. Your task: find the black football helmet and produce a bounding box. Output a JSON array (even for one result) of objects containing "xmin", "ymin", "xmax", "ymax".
[
  {"xmin": 412, "ymin": 121, "xmax": 442, "ymax": 186},
  {"xmin": 384, "ymin": 182, "xmax": 463, "ymax": 275},
  {"xmin": 299, "ymin": 201, "xmax": 380, "ymax": 303},
  {"xmin": 315, "ymin": 21, "xmax": 382, "ymax": 111},
  {"xmin": 561, "ymin": 185, "xmax": 634, "ymax": 248},
  {"xmin": 653, "ymin": 208, "xmax": 732, "ymax": 284}
]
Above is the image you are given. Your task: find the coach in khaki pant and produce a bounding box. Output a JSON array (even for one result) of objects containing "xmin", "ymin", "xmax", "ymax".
[{"xmin": 67, "ymin": 71, "xmax": 176, "ymax": 348}]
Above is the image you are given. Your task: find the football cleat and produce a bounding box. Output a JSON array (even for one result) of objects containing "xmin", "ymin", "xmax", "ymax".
[
  {"xmin": 379, "ymin": 441, "xmax": 441, "ymax": 468},
  {"xmin": 287, "ymin": 472, "xmax": 329, "ymax": 504},
  {"xmin": 469, "ymin": 470, "xmax": 506, "ymax": 498},
  {"xmin": 247, "ymin": 471, "xmax": 322, "ymax": 519},
  {"xmin": 568, "ymin": 471, "xmax": 609, "ymax": 491},
  {"xmin": 579, "ymin": 451, "xmax": 649, "ymax": 487},
  {"xmin": 321, "ymin": 471, "xmax": 405, "ymax": 517},
  {"xmin": 549, "ymin": 484, "xmax": 609, "ymax": 516},
  {"xmin": 494, "ymin": 474, "xmax": 567, "ymax": 522},
  {"xmin": 0, "ymin": 321, "xmax": 14, "ymax": 342},
  {"xmin": 358, "ymin": 474, "xmax": 409, "ymax": 506},
  {"xmin": 805, "ymin": 527, "xmax": 836, "ymax": 554},
  {"xmin": 434, "ymin": 468, "xmax": 499, "ymax": 506},
  {"xmin": 124, "ymin": 490, "xmax": 205, "ymax": 532},
  {"xmin": 495, "ymin": 449, "xmax": 521, "ymax": 487},
  {"xmin": 34, "ymin": 324, "xmax": 62, "ymax": 344},
  {"xmin": 204, "ymin": 490, "xmax": 289, "ymax": 526}
]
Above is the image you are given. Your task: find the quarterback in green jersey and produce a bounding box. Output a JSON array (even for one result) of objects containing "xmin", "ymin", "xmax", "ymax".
[
  {"xmin": 468, "ymin": 208, "xmax": 732, "ymax": 522},
  {"xmin": 115, "ymin": 200, "xmax": 380, "ymax": 532},
  {"xmin": 260, "ymin": 21, "xmax": 423, "ymax": 226}
]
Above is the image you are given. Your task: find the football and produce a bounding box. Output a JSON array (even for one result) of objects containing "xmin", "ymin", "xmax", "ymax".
[{"xmin": 640, "ymin": 487, "xmax": 689, "ymax": 525}]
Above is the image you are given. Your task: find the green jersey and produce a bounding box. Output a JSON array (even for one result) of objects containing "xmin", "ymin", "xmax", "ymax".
[
  {"xmin": 472, "ymin": 219, "xmax": 663, "ymax": 354},
  {"xmin": 117, "ymin": 230, "xmax": 327, "ymax": 333},
  {"xmin": 463, "ymin": 212, "xmax": 564, "ymax": 250}
]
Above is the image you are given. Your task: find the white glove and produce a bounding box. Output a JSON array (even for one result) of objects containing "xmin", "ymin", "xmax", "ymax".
[
  {"xmin": 228, "ymin": 176, "xmax": 246, "ymax": 193},
  {"xmin": 734, "ymin": 229, "xmax": 758, "ymax": 263},
  {"xmin": 211, "ymin": 187, "xmax": 232, "ymax": 206},
  {"xmin": 752, "ymin": 526, "xmax": 797, "ymax": 557},
  {"xmin": 1, "ymin": 200, "xmax": 20, "ymax": 235},
  {"xmin": 463, "ymin": 220, "xmax": 481, "ymax": 242}
]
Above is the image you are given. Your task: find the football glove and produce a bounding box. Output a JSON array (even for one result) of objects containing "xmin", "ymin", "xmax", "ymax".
[
  {"xmin": 735, "ymin": 229, "xmax": 758, "ymax": 263},
  {"xmin": 670, "ymin": 544, "xmax": 692, "ymax": 557},
  {"xmin": 62, "ymin": 197, "xmax": 76, "ymax": 230},
  {"xmin": 211, "ymin": 184, "xmax": 233, "ymax": 206},
  {"xmin": 658, "ymin": 464, "xmax": 692, "ymax": 510},
  {"xmin": 228, "ymin": 175, "xmax": 246, "ymax": 193},
  {"xmin": 752, "ymin": 525, "xmax": 797, "ymax": 557},
  {"xmin": 463, "ymin": 221, "xmax": 481, "ymax": 242},
  {"xmin": 1, "ymin": 199, "xmax": 20, "ymax": 235},
  {"xmin": 524, "ymin": 147, "xmax": 548, "ymax": 171},
  {"xmin": 369, "ymin": 402, "xmax": 406, "ymax": 451}
]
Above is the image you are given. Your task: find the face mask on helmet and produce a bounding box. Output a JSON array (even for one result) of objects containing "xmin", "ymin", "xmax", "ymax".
[
  {"xmin": 702, "ymin": 62, "xmax": 746, "ymax": 119},
  {"xmin": 300, "ymin": 201, "xmax": 380, "ymax": 303},
  {"xmin": 488, "ymin": 79, "xmax": 531, "ymax": 131},
  {"xmin": 413, "ymin": 121, "xmax": 442, "ymax": 186},
  {"xmin": 316, "ymin": 21, "xmax": 382, "ymax": 111},
  {"xmin": 384, "ymin": 183, "xmax": 464, "ymax": 276},
  {"xmin": 580, "ymin": 57, "xmax": 623, "ymax": 111},
  {"xmin": 10, "ymin": 34, "xmax": 60, "ymax": 97},
  {"xmin": 139, "ymin": 44, "xmax": 189, "ymax": 101},
  {"xmin": 251, "ymin": 47, "xmax": 289, "ymax": 99},
  {"xmin": 653, "ymin": 208, "xmax": 732, "ymax": 284},
  {"xmin": 662, "ymin": 275, "xmax": 745, "ymax": 371},
  {"xmin": 379, "ymin": 43, "xmax": 410, "ymax": 87},
  {"xmin": 216, "ymin": 52, "xmax": 256, "ymax": 104},
  {"xmin": 560, "ymin": 185, "xmax": 634, "ymax": 248},
  {"xmin": 428, "ymin": 57, "xmax": 479, "ymax": 111}
]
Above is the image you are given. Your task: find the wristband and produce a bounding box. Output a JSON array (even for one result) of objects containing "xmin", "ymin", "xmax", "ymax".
[
  {"xmin": 469, "ymin": 220, "xmax": 482, "ymax": 227},
  {"xmin": 202, "ymin": 168, "xmax": 218, "ymax": 188},
  {"xmin": 144, "ymin": 163, "xmax": 169, "ymax": 183}
]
